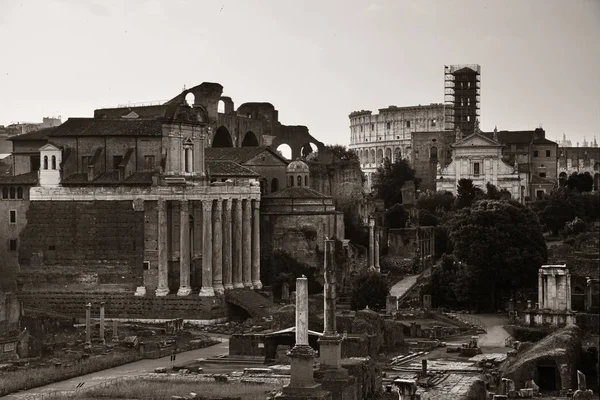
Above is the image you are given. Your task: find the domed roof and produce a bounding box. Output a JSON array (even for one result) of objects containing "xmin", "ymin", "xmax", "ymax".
[{"xmin": 287, "ymin": 158, "xmax": 310, "ymax": 173}]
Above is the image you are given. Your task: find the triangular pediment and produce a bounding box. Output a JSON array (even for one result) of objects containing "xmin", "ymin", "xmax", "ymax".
[
  {"xmin": 245, "ymin": 148, "xmax": 289, "ymax": 166},
  {"xmin": 39, "ymin": 143, "xmax": 60, "ymax": 152},
  {"xmin": 121, "ymin": 111, "xmax": 140, "ymax": 119},
  {"xmin": 453, "ymin": 132, "xmax": 502, "ymax": 148}
]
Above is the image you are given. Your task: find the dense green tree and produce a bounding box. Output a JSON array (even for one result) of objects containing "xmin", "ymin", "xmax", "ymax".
[
  {"xmin": 416, "ymin": 191, "xmax": 455, "ymax": 214},
  {"xmin": 445, "ymin": 200, "xmax": 547, "ymax": 311},
  {"xmin": 538, "ymin": 187, "xmax": 585, "ymax": 235},
  {"xmin": 372, "ymin": 158, "xmax": 419, "ymax": 208},
  {"xmin": 485, "ymin": 182, "xmax": 512, "ymax": 200},
  {"xmin": 350, "ymin": 270, "xmax": 389, "ymax": 311},
  {"xmin": 384, "ymin": 203, "xmax": 409, "ymax": 229},
  {"xmin": 455, "ymin": 179, "xmax": 485, "ymax": 209},
  {"xmin": 418, "ymin": 209, "xmax": 440, "ymax": 227},
  {"xmin": 567, "ymin": 172, "xmax": 594, "ymax": 193}
]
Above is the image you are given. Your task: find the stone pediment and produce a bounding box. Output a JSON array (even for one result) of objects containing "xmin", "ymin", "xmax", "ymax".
[
  {"xmin": 246, "ymin": 149, "xmax": 288, "ymax": 166},
  {"xmin": 121, "ymin": 111, "xmax": 140, "ymax": 119},
  {"xmin": 39, "ymin": 143, "xmax": 61, "ymax": 152},
  {"xmin": 453, "ymin": 133, "xmax": 502, "ymax": 148}
]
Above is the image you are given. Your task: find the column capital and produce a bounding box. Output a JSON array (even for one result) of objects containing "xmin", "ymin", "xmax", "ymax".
[
  {"xmin": 223, "ymin": 198, "xmax": 232, "ymax": 211},
  {"xmin": 213, "ymin": 199, "xmax": 223, "ymax": 212},
  {"xmin": 252, "ymin": 199, "xmax": 260, "ymax": 210},
  {"xmin": 202, "ymin": 200, "xmax": 213, "ymax": 212},
  {"xmin": 180, "ymin": 198, "xmax": 189, "ymax": 211}
]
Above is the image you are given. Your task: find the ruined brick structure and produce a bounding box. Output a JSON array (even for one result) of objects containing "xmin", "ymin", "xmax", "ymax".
[
  {"xmin": 557, "ymin": 146, "xmax": 600, "ymax": 191},
  {"xmin": 410, "ymin": 131, "xmax": 455, "ymax": 192}
]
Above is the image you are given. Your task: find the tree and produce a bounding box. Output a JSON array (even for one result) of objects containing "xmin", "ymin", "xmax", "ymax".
[
  {"xmin": 326, "ymin": 144, "xmax": 359, "ymax": 162},
  {"xmin": 446, "ymin": 200, "xmax": 547, "ymax": 311},
  {"xmin": 384, "ymin": 203, "xmax": 409, "ymax": 229},
  {"xmin": 485, "ymin": 182, "xmax": 512, "ymax": 200},
  {"xmin": 416, "ymin": 191, "xmax": 455, "ymax": 214},
  {"xmin": 538, "ymin": 186, "xmax": 585, "ymax": 235},
  {"xmin": 372, "ymin": 158, "xmax": 419, "ymax": 208},
  {"xmin": 350, "ymin": 270, "xmax": 389, "ymax": 311},
  {"xmin": 455, "ymin": 179, "xmax": 484, "ymax": 209},
  {"xmin": 567, "ymin": 172, "xmax": 594, "ymax": 193},
  {"xmin": 418, "ymin": 209, "xmax": 439, "ymax": 227}
]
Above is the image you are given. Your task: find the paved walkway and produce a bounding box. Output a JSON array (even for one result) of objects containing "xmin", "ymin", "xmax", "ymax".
[
  {"xmin": 5, "ymin": 338, "xmax": 229, "ymax": 399},
  {"xmin": 475, "ymin": 314, "xmax": 512, "ymax": 349},
  {"xmin": 390, "ymin": 274, "xmax": 419, "ymax": 300}
]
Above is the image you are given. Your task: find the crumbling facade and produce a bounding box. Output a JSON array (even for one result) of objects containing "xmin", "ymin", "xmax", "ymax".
[{"xmin": 557, "ymin": 146, "xmax": 600, "ymax": 191}]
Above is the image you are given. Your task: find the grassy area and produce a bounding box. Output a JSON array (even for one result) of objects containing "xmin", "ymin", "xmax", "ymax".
[{"xmin": 52, "ymin": 380, "xmax": 282, "ymax": 399}]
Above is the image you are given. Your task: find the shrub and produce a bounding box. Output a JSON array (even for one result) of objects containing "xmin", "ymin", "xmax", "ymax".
[{"xmin": 350, "ymin": 270, "xmax": 389, "ymax": 311}]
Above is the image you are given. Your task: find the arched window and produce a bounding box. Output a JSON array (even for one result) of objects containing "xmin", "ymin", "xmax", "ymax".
[
  {"xmin": 43, "ymin": 156, "xmax": 48, "ymax": 170},
  {"xmin": 2, "ymin": 187, "xmax": 7, "ymax": 199},
  {"xmin": 17, "ymin": 187, "xmax": 23, "ymax": 199},
  {"xmin": 51, "ymin": 155, "xmax": 56, "ymax": 170},
  {"xmin": 394, "ymin": 148, "xmax": 401, "ymax": 161},
  {"xmin": 297, "ymin": 175, "xmax": 302, "ymax": 186},
  {"xmin": 430, "ymin": 146, "xmax": 438, "ymax": 159},
  {"xmin": 304, "ymin": 176, "xmax": 308, "ymax": 186},
  {"xmin": 271, "ymin": 178, "xmax": 279, "ymax": 193},
  {"xmin": 260, "ymin": 178, "xmax": 268, "ymax": 195},
  {"xmin": 9, "ymin": 187, "xmax": 15, "ymax": 199},
  {"xmin": 290, "ymin": 176, "xmax": 294, "ymax": 187},
  {"xmin": 370, "ymin": 149, "xmax": 375, "ymax": 164}
]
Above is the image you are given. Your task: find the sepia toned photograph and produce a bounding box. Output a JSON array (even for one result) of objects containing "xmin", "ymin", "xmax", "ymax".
[{"xmin": 0, "ymin": 1, "xmax": 598, "ymax": 399}]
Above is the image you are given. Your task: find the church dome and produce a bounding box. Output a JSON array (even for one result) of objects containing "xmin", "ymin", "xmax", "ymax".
[{"xmin": 287, "ymin": 159, "xmax": 310, "ymax": 173}]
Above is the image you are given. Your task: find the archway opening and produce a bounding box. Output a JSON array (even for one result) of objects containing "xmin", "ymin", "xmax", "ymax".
[
  {"xmin": 276, "ymin": 144, "xmax": 292, "ymax": 160},
  {"xmin": 536, "ymin": 363, "xmax": 560, "ymax": 392},
  {"xmin": 301, "ymin": 142, "xmax": 318, "ymax": 158},
  {"xmin": 376, "ymin": 149, "xmax": 383, "ymax": 164},
  {"xmin": 394, "ymin": 148, "xmax": 401, "ymax": 162},
  {"xmin": 242, "ymin": 131, "xmax": 259, "ymax": 147},
  {"xmin": 213, "ymin": 126, "xmax": 233, "ymax": 148},
  {"xmin": 271, "ymin": 178, "xmax": 279, "ymax": 193},
  {"xmin": 218, "ymin": 100, "xmax": 225, "ymax": 114},
  {"xmin": 430, "ymin": 146, "xmax": 438, "ymax": 160},
  {"xmin": 185, "ymin": 92, "xmax": 195, "ymax": 107},
  {"xmin": 385, "ymin": 148, "xmax": 392, "ymax": 162}
]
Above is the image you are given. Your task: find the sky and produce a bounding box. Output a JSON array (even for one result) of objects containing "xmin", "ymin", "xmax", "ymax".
[{"xmin": 0, "ymin": 0, "xmax": 599, "ymax": 146}]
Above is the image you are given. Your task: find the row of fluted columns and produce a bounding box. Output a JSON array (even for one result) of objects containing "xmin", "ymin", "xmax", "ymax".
[{"xmin": 155, "ymin": 197, "xmax": 261, "ymax": 297}]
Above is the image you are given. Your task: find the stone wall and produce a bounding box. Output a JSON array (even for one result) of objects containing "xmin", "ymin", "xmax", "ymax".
[
  {"xmin": 0, "ymin": 292, "xmax": 20, "ymax": 334},
  {"xmin": 387, "ymin": 227, "xmax": 435, "ymax": 259},
  {"xmin": 18, "ymin": 291, "xmax": 226, "ymax": 320},
  {"xmin": 18, "ymin": 200, "xmax": 144, "ymax": 292},
  {"xmin": 0, "ymin": 188, "xmax": 30, "ymax": 288},
  {"xmin": 411, "ymin": 131, "xmax": 455, "ymax": 192},
  {"xmin": 229, "ymin": 333, "xmax": 266, "ymax": 357}
]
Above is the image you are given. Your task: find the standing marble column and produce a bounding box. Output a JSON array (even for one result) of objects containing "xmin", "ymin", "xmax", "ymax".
[
  {"xmin": 232, "ymin": 199, "xmax": 244, "ymax": 288},
  {"xmin": 368, "ymin": 216, "xmax": 375, "ymax": 270},
  {"xmin": 242, "ymin": 199, "xmax": 253, "ymax": 288},
  {"xmin": 296, "ymin": 276, "xmax": 309, "ymax": 346},
  {"xmin": 155, "ymin": 198, "xmax": 169, "ymax": 297},
  {"xmin": 199, "ymin": 200, "xmax": 215, "ymax": 297},
  {"xmin": 85, "ymin": 303, "xmax": 91, "ymax": 344},
  {"xmin": 178, "ymin": 199, "xmax": 192, "ymax": 296},
  {"xmin": 565, "ymin": 273, "xmax": 572, "ymax": 310},
  {"xmin": 212, "ymin": 199, "xmax": 224, "ymax": 294},
  {"xmin": 251, "ymin": 199, "xmax": 262, "ymax": 289},
  {"xmin": 538, "ymin": 271, "xmax": 544, "ymax": 308},
  {"xmin": 222, "ymin": 199, "xmax": 233, "ymax": 290},
  {"xmin": 99, "ymin": 302, "xmax": 105, "ymax": 344},
  {"xmin": 374, "ymin": 227, "xmax": 380, "ymax": 273},
  {"xmin": 323, "ymin": 239, "xmax": 337, "ymax": 336}
]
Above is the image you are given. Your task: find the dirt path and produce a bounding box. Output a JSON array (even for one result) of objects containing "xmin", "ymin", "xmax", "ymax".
[{"xmin": 390, "ymin": 274, "xmax": 419, "ymax": 300}]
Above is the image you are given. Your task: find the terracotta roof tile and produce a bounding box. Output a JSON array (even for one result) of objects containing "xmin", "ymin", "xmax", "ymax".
[
  {"xmin": 38, "ymin": 118, "xmax": 163, "ymax": 137},
  {"xmin": 0, "ymin": 171, "xmax": 38, "ymax": 185},
  {"xmin": 205, "ymin": 147, "xmax": 288, "ymax": 164},
  {"xmin": 207, "ymin": 161, "xmax": 258, "ymax": 177}
]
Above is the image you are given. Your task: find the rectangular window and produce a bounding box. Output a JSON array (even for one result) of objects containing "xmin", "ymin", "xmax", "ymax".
[
  {"xmin": 9, "ymin": 239, "xmax": 17, "ymax": 252},
  {"xmin": 546, "ymin": 150, "xmax": 551, "ymax": 157},
  {"xmin": 536, "ymin": 190, "xmax": 544, "ymax": 200},
  {"xmin": 534, "ymin": 151, "xmax": 539, "ymax": 157},
  {"xmin": 539, "ymin": 172, "xmax": 547, "ymax": 178},
  {"xmin": 386, "ymin": 122, "xmax": 391, "ymax": 129},
  {"xmin": 360, "ymin": 126, "xmax": 363, "ymax": 132},
  {"xmin": 446, "ymin": 150, "xmax": 452, "ymax": 158},
  {"xmin": 414, "ymin": 151, "xmax": 419, "ymax": 160},
  {"xmin": 9, "ymin": 210, "xmax": 16, "ymax": 224},
  {"xmin": 473, "ymin": 162, "xmax": 480, "ymax": 176},
  {"xmin": 30, "ymin": 155, "xmax": 41, "ymax": 172},
  {"xmin": 371, "ymin": 124, "xmax": 374, "ymax": 130},
  {"xmin": 406, "ymin": 121, "xmax": 411, "ymax": 128},
  {"xmin": 144, "ymin": 155, "xmax": 155, "ymax": 171},
  {"xmin": 113, "ymin": 155, "xmax": 123, "ymax": 170},
  {"xmin": 432, "ymin": 119, "xmax": 436, "ymax": 127}
]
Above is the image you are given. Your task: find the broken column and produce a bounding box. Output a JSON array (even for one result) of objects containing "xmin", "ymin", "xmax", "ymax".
[
  {"xmin": 112, "ymin": 319, "xmax": 118, "ymax": 342},
  {"xmin": 280, "ymin": 276, "xmax": 330, "ymax": 399},
  {"xmin": 368, "ymin": 216, "xmax": 375, "ymax": 271},
  {"xmin": 99, "ymin": 302, "xmax": 105, "ymax": 344},
  {"xmin": 85, "ymin": 303, "xmax": 91, "ymax": 344},
  {"xmin": 316, "ymin": 240, "xmax": 355, "ymax": 400}
]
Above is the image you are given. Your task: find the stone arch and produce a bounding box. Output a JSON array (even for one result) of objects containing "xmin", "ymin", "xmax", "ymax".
[
  {"xmin": 376, "ymin": 148, "xmax": 383, "ymax": 164},
  {"xmin": 2, "ymin": 187, "xmax": 7, "ymax": 199},
  {"xmin": 394, "ymin": 147, "xmax": 401, "ymax": 161},
  {"xmin": 297, "ymin": 175, "xmax": 302, "ymax": 186},
  {"xmin": 9, "ymin": 187, "xmax": 15, "ymax": 199},
  {"xmin": 289, "ymin": 175, "xmax": 294, "ymax": 187},
  {"xmin": 271, "ymin": 178, "xmax": 279, "ymax": 193},
  {"xmin": 301, "ymin": 142, "xmax": 318, "ymax": 158},
  {"xmin": 185, "ymin": 92, "xmax": 195, "ymax": 107},
  {"xmin": 430, "ymin": 146, "xmax": 438, "ymax": 160},
  {"xmin": 276, "ymin": 144, "xmax": 292, "ymax": 160},
  {"xmin": 17, "ymin": 187, "xmax": 23, "ymax": 199},
  {"xmin": 51, "ymin": 155, "xmax": 57, "ymax": 170},
  {"xmin": 218, "ymin": 99, "xmax": 225, "ymax": 113},
  {"xmin": 43, "ymin": 156, "xmax": 48, "ymax": 170},
  {"xmin": 559, "ymin": 171, "xmax": 568, "ymax": 179},
  {"xmin": 213, "ymin": 126, "xmax": 233, "ymax": 148},
  {"xmin": 370, "ymin": 149, "xmax": 375, "ymax": 164},
  {"xmin": 385, "ymin": 147, "xmax": 392, "ymax": 162},
  {"xmin": 242, "ymin": 131, "xmax": 259, "ymax": 147}
]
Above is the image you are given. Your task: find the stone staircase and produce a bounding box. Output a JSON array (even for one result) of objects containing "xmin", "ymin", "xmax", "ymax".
[{"xmin": 224, "ymin": 289, "xmax": 277, "ymax": 319}]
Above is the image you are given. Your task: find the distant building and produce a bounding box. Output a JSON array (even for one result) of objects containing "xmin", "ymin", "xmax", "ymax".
[
  {"xmin": 557, "ymin": 146, "xmax": 600, "ymax": 191},
  {"xmin": 443, "ymin": 64, "xmax": 481, "ymax": 133}
]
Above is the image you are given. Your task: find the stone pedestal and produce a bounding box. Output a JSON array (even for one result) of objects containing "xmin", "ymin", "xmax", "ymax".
[{"xmin": 278, "ymin": 345, "xmax": 330, "ymax": 400}]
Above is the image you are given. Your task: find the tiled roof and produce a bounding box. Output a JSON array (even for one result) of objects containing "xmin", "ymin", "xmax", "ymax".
[
  {"xmin": 263, "ymin": 186, "xmax": 331, "ymax": 199},
  {"xmin": 39, "ymin": 118, "xmax": 164, "ymax": 137},
  {"xmin": 483, "ymin": 131, "xmax": 534, "ymax": 144},
  {"xmin": 532, "ymin": 137, "xmax": 557, "ymax": 145},
  {"xmin": 207, "ymin": 161, "xmax": 258, "ymax": 177},
  {"xmin": 94, "ymin": 105, "xmax": 170, "ymax": 119},
  {"xmin": 125, "ymin": 172, "xmax": 154, "ymax": 184},
  {"xmin": 530, "ymin": 175, "xmax": 556, "ymax": 185},
  {"xmin": 61, "ymin": 173, "xmax": 88, "ymax": 185},
  {"xmin": 93, "ymin": 171, "xmax": 120, "ymax": 183},
  {"xmin": 0, "ymin": 171, "xmax": 38, "ymax": 185},
  {"xmin": 8, "ymin": 127, "xmax": 58, "ymax": 141},
  {"xmin": 205, "ymin": 146, "xmax": 289, "ymax": 164},
  {"xmin": 62, "ymin": 171, "xmax": 154, "ymax": 185}
]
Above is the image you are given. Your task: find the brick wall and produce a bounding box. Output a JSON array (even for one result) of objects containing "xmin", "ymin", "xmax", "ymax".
[
  {"xmin": 18, "ymin": 200, "xmax": 144, "ymax": 291},
  {"xmin": 411, "ymin": 131, "xmax": 455, "ymax": 192}
]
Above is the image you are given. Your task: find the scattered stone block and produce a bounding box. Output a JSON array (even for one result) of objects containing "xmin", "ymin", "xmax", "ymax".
[
  {"xmin": 519, "ymin": 388, "xmax": 533, "ymax": 398},
  {"xmin": 154, "ymin": 367, "xmax": 167, "ymax": 373},
  {"xmin": 178, "ymin": 368, "xmax": 189, "ymax": 375}
]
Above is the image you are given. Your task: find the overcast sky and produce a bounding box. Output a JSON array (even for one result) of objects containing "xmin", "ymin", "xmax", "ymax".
[{"xmin": 1, "ymin": 0, "xmax": 598, "ymax": 146}]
